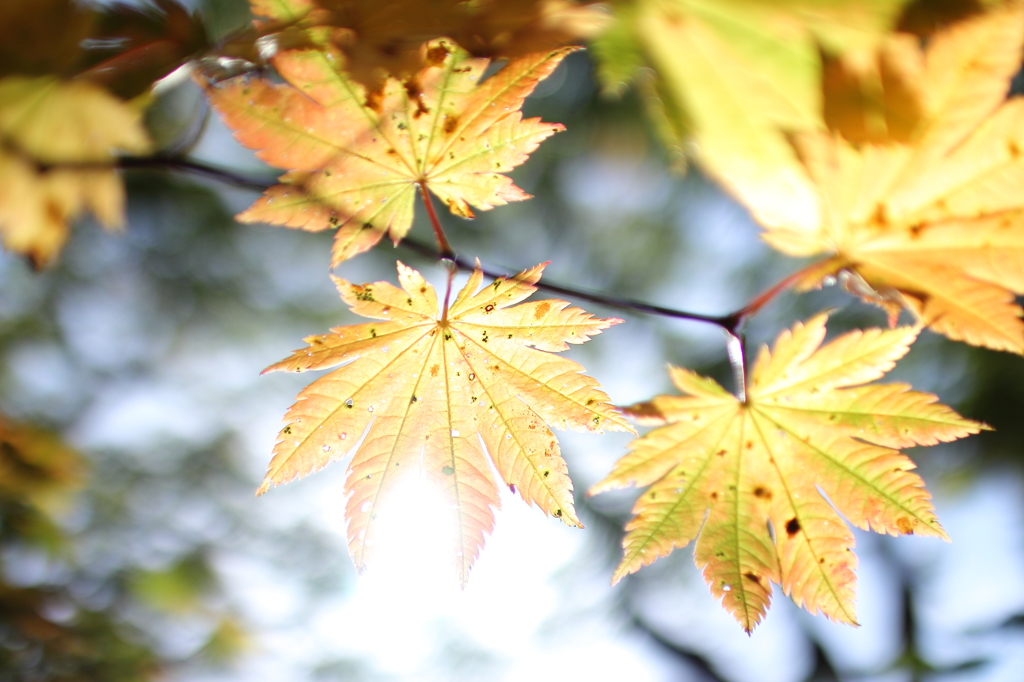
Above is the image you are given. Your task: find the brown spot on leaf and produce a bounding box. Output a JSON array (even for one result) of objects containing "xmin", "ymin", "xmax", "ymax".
[
  {"xmin": 425, "ymin": 43, "xmax": 450, "ymax": 66},
  {"xmin": 753, "ymin": 486, "xmax": 771, "ymax": 499},
  {"xmin": 872, "ymin": 202, "xmax": 889, "ymax": 226},
  {"xmin": 743, "ymin": 572, "xmax": 760, "ymax": 583},
  {"xmin": 534, "ymin": 302, "xmax": 550, "ymax": 319},
  {"xmin": 443, "ymin": 115, "xmax": 459, "ymax": 134},
  {"xmin": 403, "ymin": 80, "xmax": 430, "ymax": 117},
  {"xmin": 896, "ymin": 517, "xmax": 914, "ymax": 534},
  {"xmin": 786, "ymin": 518, "xmax": 801, "ymax": 536},
  {"xmin": 365, "ymin": 87, "xmax": 384, "ymax": 113}
]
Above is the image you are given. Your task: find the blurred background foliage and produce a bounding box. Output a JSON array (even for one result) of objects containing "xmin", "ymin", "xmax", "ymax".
[{"xmin": 1, "ymin": 0, "xmax": 1024, "ymax": 680}]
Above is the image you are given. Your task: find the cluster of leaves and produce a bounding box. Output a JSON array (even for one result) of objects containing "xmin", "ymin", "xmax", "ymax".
[
  {"xmin": 4, "ymin": 0, "xmax": 1024, "ymax": 636},
  {"xmin": 0, "ymin": 0, "xmax": 215, "ymax": 266}
]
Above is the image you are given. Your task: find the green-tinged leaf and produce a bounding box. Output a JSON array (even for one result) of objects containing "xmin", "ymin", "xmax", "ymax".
[
  {"xmin": 591, "ymin": 313, "xmax": 984, "ymax": 632},
  {"xmin": 593, "ymin": 0, "xmax": 909, "ymax": 231}
]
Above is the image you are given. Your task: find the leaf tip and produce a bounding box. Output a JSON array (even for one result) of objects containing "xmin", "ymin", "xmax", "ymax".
[{"xmin": 610, "ymin": 563, "xmax": 634, "ymax": 585}]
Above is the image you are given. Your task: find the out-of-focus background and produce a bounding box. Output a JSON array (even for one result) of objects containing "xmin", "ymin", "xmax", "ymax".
[{"xmin": 3, "ymin": 1, "xmax": 1024, "ymax": 680}]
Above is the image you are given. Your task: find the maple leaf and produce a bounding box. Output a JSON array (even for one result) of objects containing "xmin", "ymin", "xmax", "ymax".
[
  {"xmin": 736, "ymin": 3, "xmax": 1024, "ymax": 354},
  {"xmin": 208, "ymin": 41, "xmax": 571, "ymax": 266},
  {"xmin": 0, "ymin": 76, "xmax": 150, "ymax": 266},
  {"xmin": 260, "ymin": 261, "xmax": 632, "ymax": 582},
  {"xmin": 248, "ymin": 0, "xmax": 608, "ymax": 88},
  {"xmin": 590, "ymin": 314, "xmax": 983, "ymax": 632},
  {"xmin": 593, "ymin": 0, "xmax": 909, "ymax": 229}
]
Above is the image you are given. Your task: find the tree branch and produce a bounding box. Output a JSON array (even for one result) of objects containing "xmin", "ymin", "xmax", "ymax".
[{"xmin": 103, "ymin": 153, "xmax": 829, "ymax": 397}]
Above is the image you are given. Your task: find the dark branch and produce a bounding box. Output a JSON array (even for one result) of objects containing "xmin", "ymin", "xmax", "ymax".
[
  {"xmin": 97, "ymin": 153, "xmax": 836, "ymax": 397},
  {"xmin": 110, "ymin": 154, "xmax": 747, "ymax": 330},
  {"xmin": 114, "ymin": 155, "xmax": 276, "ymax": 191}
]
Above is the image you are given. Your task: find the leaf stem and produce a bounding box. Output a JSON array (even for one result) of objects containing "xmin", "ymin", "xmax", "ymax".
[
  {"xmin": 440, "ymin": 258, "xmax": 457, "ymax": 322},
  {"xmin": 732, "ymin": 260, "xmax": 822, "ymax": 319},
  {"xmin": 418, "ymin": 183, "xmax": 455, "ymax": 260},
  {"xmin": 724, "ymin": 331, "xmax": 747, "ymax": 402}
]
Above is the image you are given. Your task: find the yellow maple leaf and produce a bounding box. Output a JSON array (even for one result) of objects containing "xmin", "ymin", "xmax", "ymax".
[
  {"xmin": 260, "ymin": 261, "xmax": 632, "ymax": 582},
  {"xmin": 0, "ymin": 76, "xmax": 150, "ymax": 266},
  {"xmin": 208, "ymin": 41, "xmax": 571, "ymax": 266},
  {"xmin": 590, "ymin": 314, "xmax": 983, "ymax": 632},
  {"xmin": 741, "ymin": 2, "xmax": 1024, "ymax": 353}
]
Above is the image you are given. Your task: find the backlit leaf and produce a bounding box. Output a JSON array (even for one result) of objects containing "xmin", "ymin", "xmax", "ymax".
[
  {"xmin": 261, "ymin": 261, "xmax": 632, "ymax": 583},
  {"xmin": 591, "ymin": 314, "xmax": 983, "ymax": 632},
  {"xmin": 753, "ymin": 3, "xmax": 1024, "ymax": 353},
  {"xmin": 208, "ymin": 42, "xmax": 571, "ymax": 266}
]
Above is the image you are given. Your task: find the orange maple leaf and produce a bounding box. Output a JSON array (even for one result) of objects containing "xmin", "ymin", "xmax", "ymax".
[
  {"xmin": 591, "ymin": 314, "xmax": 983, "ymax": 632},
  {"xmin": 260, "ymin": 261, "xmax": 632, "ymax": 583},
  {"xmin": 247, "ymin": 0, "xmax": 608, "ymax": 88},
  {"xmin": 207, "ymin": 41, "xmax": 571, "ymax": 266}
]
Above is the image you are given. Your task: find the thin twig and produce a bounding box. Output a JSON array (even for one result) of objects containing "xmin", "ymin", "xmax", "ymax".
[
  {"xmin": 99, "ymin": 153, "xmax": 829, "ymax": 397},
  {"xmin": 397, "ymin": 235, "xmax": 735, "ymax": 326},
  {"xmin": 108, "ymin": 155, "xmax": 752, "ymax": 328},
  {"xmin": 114, "ymin": 155, "xmax": 275, "ymax": 191}
]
